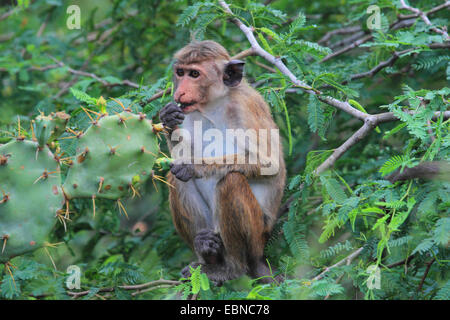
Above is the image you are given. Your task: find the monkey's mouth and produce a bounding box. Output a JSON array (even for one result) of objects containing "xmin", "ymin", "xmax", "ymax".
[{"xmin": 179, "ymin": 102, "xmax": 196, "ymax": 112}]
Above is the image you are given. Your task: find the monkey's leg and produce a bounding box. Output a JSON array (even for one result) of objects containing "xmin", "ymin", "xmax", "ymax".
[
  {"xmin": 167, "ymin": 173, "xmax": 197, "ymax": 246},
  {"xmin": 217, "ymin": 172, "xmax": 274, "ymax": 282},
  {"xmin": 168, "ymin": 174, "xmax": 226, "ymax": 283}
]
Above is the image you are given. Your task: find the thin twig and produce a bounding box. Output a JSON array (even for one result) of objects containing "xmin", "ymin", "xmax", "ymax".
[
  {"xmin": 312, "ymin": 247, "xmax": 364, "ymax": 281},
  {"xmin": 417, "ymin": 258, "xmax": 435, "ymax": 292},
  {"xmin": 47, "ymin": 55, "xmax": 140, "ymax": 89},
  {"xmin": 67, "ymin": 279, "xmax": 181, "ymax": 299},
  {"xmin": 0, "ymin": 9, "xmax": 15, "ymax": 22},
  {"xmin": 318, "ymin": 26, "xmax": 362, "ymax": 45},
  {"xmin": 386, "ymin": 255, "xmax": 415, "ymax": 268},
  {"xmin": 217, "ymin": 0, "xmax": 450, "ymax": 217},
  {"xmin": 322, "ymin": 1, "xmax": 449, "ymax": 62},
  {"xmin": 399, "ymin": 0, "xmax": 449, "ymax": 39}
]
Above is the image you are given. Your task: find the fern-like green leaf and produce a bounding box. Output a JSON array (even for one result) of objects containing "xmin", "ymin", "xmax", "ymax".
[{"xmin": 379, "ymin": 155, "xmax": 406, "ymax": 176}]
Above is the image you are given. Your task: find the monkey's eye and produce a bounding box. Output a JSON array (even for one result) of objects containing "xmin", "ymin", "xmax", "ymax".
[
  {"xmin": 176, "ymin": 68, "xmax": 184, "ymax": 77},
  {"xmin": 189, "ymin": 70, "xmax": 200, "ymax": 78}
]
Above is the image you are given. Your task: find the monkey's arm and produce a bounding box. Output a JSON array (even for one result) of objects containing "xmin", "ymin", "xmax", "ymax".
[{"xmin": 170, "ymin": 153, "xmax": 280, "ymax": 182}]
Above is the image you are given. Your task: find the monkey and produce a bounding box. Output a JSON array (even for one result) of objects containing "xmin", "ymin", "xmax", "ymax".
[{"xmin": 159, "ymin": 40, "xmax": 286, "ymax": 285}]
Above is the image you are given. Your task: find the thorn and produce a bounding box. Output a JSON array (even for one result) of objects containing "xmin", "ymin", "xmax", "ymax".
[
  {"xmin": 140, "ymin": 146, "xmax": 157, "ymax": 157},
  {"xmin": 117, "ymin": 199, "xmax": 129, "ymax": 219},
  {"xmin": 4, "ymin": 262, "xmax": 17, "ymax": 290},
  {"xmin": 129, "ymin": 183, "xmax": 141, "ymax": 199},
  {"xmin": 0, "ymin": 154, "xmax": 10, "ymax": 166},
  {"xmin": 138, "ymin": 112, "xmax": 146, "ymax": 121},
  {"xmin": 116, "ymin": 115, "xmax": 127, "ymax": 127},
  {"xmin": 77, "ymin": 147, "xmax": 89, "ymax": 163},
  {"xmin": 2, "ymin": 235, "xmax": 9, "ymax": 253},
  {"xmin": 152, "ymin": 171, "xmax": 174, "ymax": 188},
  {"xmin": 0, "ymin": 190, "xmax": 10, "ymax": 204},
  {"xmin": 151, "ymin": 177, "xmax": 158, "ymax": 192},
  {"xmin": 98, "ymin": 177, "xmax": 104, "ymax": 193},
  {"xmin": 43, "ymin": 246, "xmax": 57, "ymax": 271},
  {"xmin": 53, "ymin": 150, "xmax": 66, "ymax": 164},
  {"xmin": 159, "ymin": 150, "xmax": 170, "ymax": 159},
  {"xmin": 66, "ymin": 127, "xmax": 84, "ymax": 139},
  {"xmin": 16, "ymin": 116, "xmax": 25, "ymax": 141},
  {"xmin": 33, "ymin": 169, "xmax": 59, "ymax": 184},
  {"xmin": 110, "ymin": 97, "xmax": 126, "ymax": 111},
  {"xmin": 108, "ymin": 145, "xmax": 119, "ymax": 155},
  {"xmin": 152, "ymin": 123, "xmax": 165, "ymax": 134},
  {"xmin": 35, "ymin": 147, "xmax": 41, "ymax": 161},
  {"xmin": 56, "ymin": 209, "xmax": 69, "ymax": 232},
  {"xmin": 65, "ymin": 199, "xmax": 70, "ymax": 219},
  {"xmin": 30, "ymin": 121, "xmax": 37, "ymax": 142},
  {"xmin": 81, "ymin": 106, "xmax": 98, "ymax": 126},
  {"xmin": 92, "ymin": 195, "xmax": 96, "ymax": 218}
]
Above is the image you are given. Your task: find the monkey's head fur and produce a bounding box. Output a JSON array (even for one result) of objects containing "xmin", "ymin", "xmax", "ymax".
[{"xmin": 173, "ymin": 40, "xmax": 245, "ymax": 113}]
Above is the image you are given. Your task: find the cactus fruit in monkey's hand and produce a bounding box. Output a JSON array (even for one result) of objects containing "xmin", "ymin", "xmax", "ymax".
[
  {"xmin": 0, "ymin": 140, "xmax": 64, "ymax": 263},
  {"xmin": 62, "ymin": 111, "xmax": 160, "ymax": 200},
  {"xmin": 33, "ymin": 112, "xmax": 70, "ymax": 147}
]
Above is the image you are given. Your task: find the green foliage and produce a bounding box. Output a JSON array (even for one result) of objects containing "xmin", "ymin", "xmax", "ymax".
[{"xmin": 0, "ymin": 0, "xmax": 448, "ymax": 301}]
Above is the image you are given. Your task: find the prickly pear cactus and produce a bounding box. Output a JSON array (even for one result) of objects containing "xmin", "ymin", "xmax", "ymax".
[
  {"xmin": 0, "ymin": 140, "xmax": 64, "ymax": 263},
  {"xmin": 33, "ymin": 112, "xmax": 70, "ymax": 147},
  {"xmin": 62, "ymin": 111, "xmax": 160, "ymax": 200}
]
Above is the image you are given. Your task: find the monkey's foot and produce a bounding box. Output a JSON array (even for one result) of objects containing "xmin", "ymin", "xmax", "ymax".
[
  {"xmin": 181, "ymin": 262, "xmax": 201, "ymax": 279},
  {"xmin": 181, "ymin": 262, "xmax": 224, "ymax": 287},
  {"xmin": 194, "ymin": 229, "xmax": 224, "ymax": 265}
]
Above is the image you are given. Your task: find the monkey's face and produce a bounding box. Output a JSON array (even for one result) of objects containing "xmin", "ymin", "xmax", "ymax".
[
  {"xmin": 173, "ymin": 59, "xmax": 245, "ymax": 113},
  {"xmin": 173, "ymin": 61, "xmax": 215, "ymax": 114}
]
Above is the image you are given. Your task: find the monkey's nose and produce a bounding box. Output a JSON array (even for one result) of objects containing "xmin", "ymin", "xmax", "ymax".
[{"xmin": 174, "ymin": 92, "xmax": 186, "ymax": 104}]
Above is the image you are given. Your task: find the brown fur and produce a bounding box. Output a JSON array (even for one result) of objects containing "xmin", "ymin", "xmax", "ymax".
[{"xmin": 164, "ymin": 40, "xmax": 286, "ymax": 284}]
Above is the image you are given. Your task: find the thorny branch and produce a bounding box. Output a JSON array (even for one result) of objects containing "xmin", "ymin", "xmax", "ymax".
[
  {"xmin": 312, "ymin": 247, "xmax": 364, "ymax": 281},
  {"xmin": 399, "ymin": 0, "xmax": 449, "ymax": 39},
  {"xmin": 216, "ymin": 0, "xmax": 449, "ymax": 219},
  {"xmin": 321, "ymin": 1, "xmax": 449, "ymax": 62},
  {"xmin": 67, "ymin": 279, "xmax": 181, "ymax": 299},
  {"xmin": 47, "ymin": 55, "xmax": 140, "ymax": 89}
]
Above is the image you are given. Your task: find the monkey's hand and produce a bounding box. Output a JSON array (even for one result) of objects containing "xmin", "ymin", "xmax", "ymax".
[
  {"xmin": 159, "ymin": 102, "xmax": 185, "ymax": 130},
  {"xmin": 170, "ymin": 160, "xmax": 195, "ymax": 182}
]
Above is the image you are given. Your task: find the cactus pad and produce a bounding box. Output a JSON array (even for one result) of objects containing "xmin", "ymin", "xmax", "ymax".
[
  {"xmin": 0, "ymin": 140, "xmax": 64, "ymax": 263},
  {"xmin": 62, "ymin": 112, "xmax": 160, "ymax": 200},
  {"xmin": 33, "ymin": 112, "xmax": 70, "ymax": 147}
]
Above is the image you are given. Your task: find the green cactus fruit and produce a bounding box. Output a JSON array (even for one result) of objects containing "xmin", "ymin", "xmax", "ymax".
[
  {"xmin": 155, "ymin": 157, "xmax": 173, "ymax": 171},
  {"xmin": 0, "ymin": 140, "xmax": 64, "ymax": 263},
  {"xmin": 62, "ymin": 111, "xmax": 160, "ymax": 200},
  {"xmin": 33, "ymin": 112, "xmax": 70, "ymax": 147}
]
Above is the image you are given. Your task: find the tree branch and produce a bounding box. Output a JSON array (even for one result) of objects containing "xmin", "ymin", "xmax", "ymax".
[
  {"xmin": 218, "ymin": 0, "xmax": 450, "ymax": 217},
  {"xmin": 318, "ymin": 26, "xmax": 362, "ymax": 46},
  {"xmin": 312, "ymin": 247, "xmax": 364, "ymax": 281},
  {"xmin": 417, "ymin": 258, "xmax": 435, "ymax": 292},
  {"xmin": 0, "ymin": 9, "xmax": 15, "ymax": 22},
  {"xmin": 67, "ymin": 279, "xmax": 181, "ymax": 299},
  {"xmin": 399, "ymin": 0, "xmax": 449, "ymax": 39},
  {"xmin": 322, "ymin": 1, "xmax": 449, "ymax": 62},
  {"xmin": 47, "ymin": 55, "xmax": 140, "ymax": 89}
]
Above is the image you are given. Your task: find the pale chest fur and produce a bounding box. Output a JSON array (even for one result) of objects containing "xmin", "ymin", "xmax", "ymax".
[{"xmin": 172, "ymin": 102, "xmax": 274, "ymax": 229}]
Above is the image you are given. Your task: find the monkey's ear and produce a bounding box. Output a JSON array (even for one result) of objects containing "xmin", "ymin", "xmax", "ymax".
[{"xmin": 223, "ymin": 60, "xmax": 245, "ymax": 87}]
